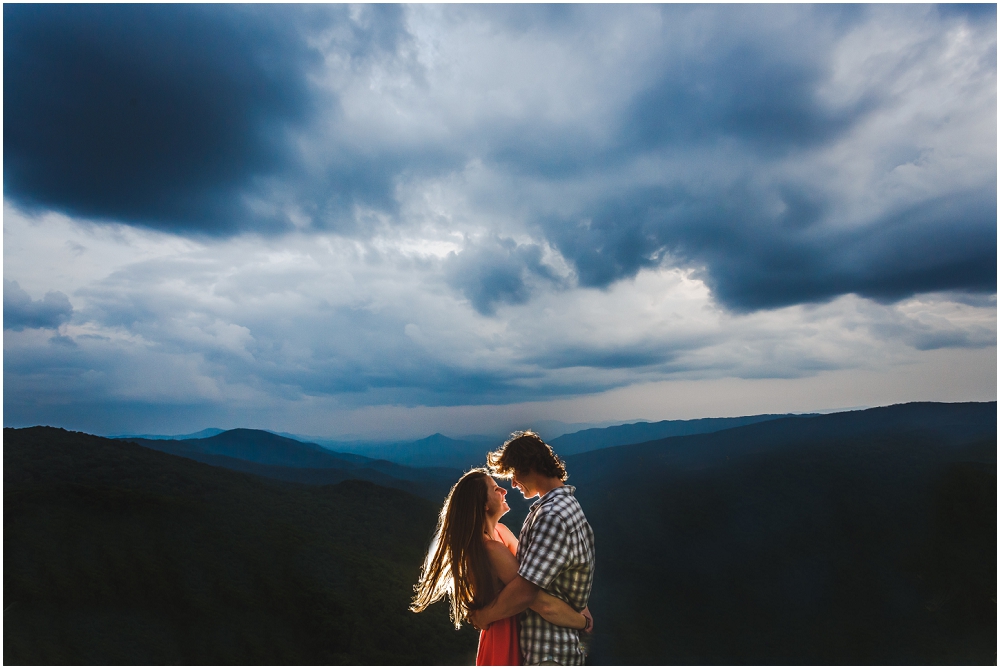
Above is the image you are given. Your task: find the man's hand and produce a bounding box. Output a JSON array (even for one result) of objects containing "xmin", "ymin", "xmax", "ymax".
[
  {"xmin": 469, "ymin": 575, "xmax": 540, "ymax": 632},
  {"xmin": 581, "ymin": 606, "xmax": 594, "ymax": 634},
  {"xmin": 469, "ymin": 608, "xmax": 490, "ymax": 631}
]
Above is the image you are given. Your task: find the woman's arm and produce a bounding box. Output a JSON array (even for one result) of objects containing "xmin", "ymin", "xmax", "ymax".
[{"xmin": 484, "ymin": 541, "xmax": 586, "ymax": 630}]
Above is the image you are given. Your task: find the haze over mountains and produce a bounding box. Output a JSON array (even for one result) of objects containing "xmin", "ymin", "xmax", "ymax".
[
  {"xmin": 108, "ymin": 418, "xmax": 624, "ymax": 448},
  {"xmin": 112, "ymin": 412, "xmax": 805, "ymax": 472},
  {"xmin": 6, "ymin": 401, "xmax": 995, "ymax": 664}
]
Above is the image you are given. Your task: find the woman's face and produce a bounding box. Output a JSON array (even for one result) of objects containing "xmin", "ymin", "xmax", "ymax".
[{"xmin": 484, "ymin": 476, "xmax": 509, "ymax": 519}]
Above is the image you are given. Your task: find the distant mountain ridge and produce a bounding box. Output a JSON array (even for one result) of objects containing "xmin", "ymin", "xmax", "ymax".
[
  {"xmin": 549, "ymin": 413, "xmax": 803, "ymax": 455},
  {"xmin": 119, "ymin": 429, "xmax": 461, "ymax": 501},
  {"xmin": 566, "ymin": 401, "xmax": 997, "ymax": 489},
  {"xmin": 277, "ymin": 416, "xmax": 633, "ymax": 446},
  {"xmin": 302, "ymin": 432, "xmax": 499, "ymax": 470},
  {"xmin": 280, "ymin": 415, "xmax": 806, "ymax": 468},
  {"xmin": 109, "ymin": 427, "xmax": 226, "ymax": 441},
  {"xmin": 128, "ymin": 429, "xmax": 369, "ymax": 467},
  {"xmin": 106, "ymin": 404, "xmax": 983, "ymax": 471}
]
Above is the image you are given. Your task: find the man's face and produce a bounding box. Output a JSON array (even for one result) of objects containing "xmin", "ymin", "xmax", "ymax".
[{"xmin": 510, "ymin": 469, "xmax": 536, "ymax": 499}]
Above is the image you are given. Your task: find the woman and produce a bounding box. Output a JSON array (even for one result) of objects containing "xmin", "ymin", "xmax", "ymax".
[{"xmin": 411, "ymin": 469, "xmax": 590, "ymax": 665}]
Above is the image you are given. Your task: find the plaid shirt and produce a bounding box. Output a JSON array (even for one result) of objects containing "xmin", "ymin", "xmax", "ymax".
[{"xmin": 516, "ymin": 485, "xmax": 595, "ymax": 665}]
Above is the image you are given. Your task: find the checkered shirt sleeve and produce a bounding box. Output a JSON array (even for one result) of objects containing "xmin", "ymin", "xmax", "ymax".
[{"xmin": 516, "ymin": 486, "xmax": 595, "ymax": 666}]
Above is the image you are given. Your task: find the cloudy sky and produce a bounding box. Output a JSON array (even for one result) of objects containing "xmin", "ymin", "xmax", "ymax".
[{"xmin": 4, "ymin": 4, "xmax": 996, "ymax": 440}]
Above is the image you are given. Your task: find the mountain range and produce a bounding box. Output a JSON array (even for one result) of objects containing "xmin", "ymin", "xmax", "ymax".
[
  {"xmin": 5, "ymin": 401, "xmax": 995, "ymax": 664},
  {"xmin": 111, "ymin": 411, "xmax": 808, "ymax": 473}
]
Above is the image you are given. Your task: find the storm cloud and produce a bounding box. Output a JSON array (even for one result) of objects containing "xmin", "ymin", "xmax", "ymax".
[
  {"xmin": 4, "ymin": 280, "xmax": 73, "ymax": 331},
  {"xmin": 6, "ymin": 4, "xmax": 996, "ymax": 310},
  {"xmin": 3, "ymin": 4, "xmax": 411, "ymax": 233},
  {"xmin": 544, "ymin": 183, "xmax": 996, "ymax": 312},
  {"xmin": 446, "ymin": 236, "xmax": 563, "ymax": 315}
]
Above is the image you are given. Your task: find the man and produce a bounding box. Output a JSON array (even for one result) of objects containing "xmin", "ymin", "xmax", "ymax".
[{"xmin": 471, "ymin": 431, "xmax": 596, "ymax": 665}]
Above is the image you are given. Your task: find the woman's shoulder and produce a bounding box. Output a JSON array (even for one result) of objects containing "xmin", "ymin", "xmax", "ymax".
[
  {"xmin": 493, "ymin": 523, "xmax": 519, "ymax": 554},
  {"xmin": 484, "ymin": 537, "xmax": 507, "ymax": 551},
  {"xmin": 484, "ymin": 537, "xmax": 512, "ymax": 561},
  {"xmin": 483, "ymin": 536, "xmax": 519, "ymax": 580},
  {"xmin": 495, "ymin": 522, "xmax": 517, "ymax": 541}
]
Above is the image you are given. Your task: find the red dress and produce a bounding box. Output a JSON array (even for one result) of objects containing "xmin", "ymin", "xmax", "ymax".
[{"xmin": 475, "ymin": 526, "xmax": 521, "ymax": 666}]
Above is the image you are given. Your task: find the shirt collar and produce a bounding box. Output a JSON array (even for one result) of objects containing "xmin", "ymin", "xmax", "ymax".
[{"xmin": 529, "ymin": 484, "xmax": 576, "ymax": 511}]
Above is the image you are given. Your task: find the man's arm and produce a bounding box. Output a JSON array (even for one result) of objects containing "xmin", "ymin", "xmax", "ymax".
[
  {"xmin": 484, "ymin": 540, "xmax": 586, "ymax": 630},
  {"xmin": 472, "ymin": 502, "xmax": 573, "ymax": 629},
  {"xmin": 469, "ymin": 576, "xmax": 539, "ymax": 630}
]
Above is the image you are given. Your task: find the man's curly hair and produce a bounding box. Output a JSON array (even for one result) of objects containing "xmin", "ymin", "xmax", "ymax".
[{"xmin": 486, "ymin": 430, "xmax": 568, "ymax": 481}]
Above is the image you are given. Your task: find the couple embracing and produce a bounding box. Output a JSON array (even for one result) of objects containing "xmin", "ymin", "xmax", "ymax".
[{"xmin": 412, "ymin": 431, "xmax": 595, "ymax": 666}]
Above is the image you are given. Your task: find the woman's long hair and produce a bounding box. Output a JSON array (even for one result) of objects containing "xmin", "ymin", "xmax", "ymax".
[{"xmin": 410, "ymin": 469, "xmax": 498, "ymax": 628}]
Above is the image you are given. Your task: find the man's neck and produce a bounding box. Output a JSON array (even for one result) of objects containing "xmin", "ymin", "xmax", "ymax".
[{"xmin": 532, "ymin": 477, "xmax": 564, "ymax": 499}]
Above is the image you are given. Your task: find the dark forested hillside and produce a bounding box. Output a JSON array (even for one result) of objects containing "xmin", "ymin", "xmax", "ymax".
[
  {"xmin": 5, "ymin": 402, "xmax": 995, "ymax": 665},
  {"xmin": 566, "ymin": 402, "xmax": 996, "ymax": 664},
  {"xmin": 3, "ymin": 427, "xmax": 478, "ymax": 665}
]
